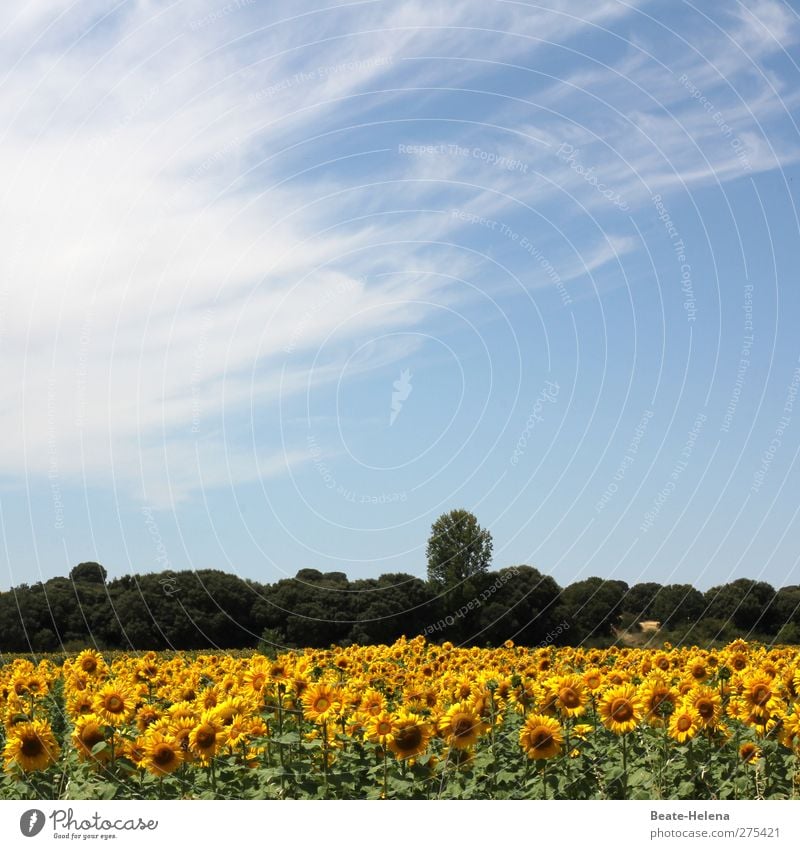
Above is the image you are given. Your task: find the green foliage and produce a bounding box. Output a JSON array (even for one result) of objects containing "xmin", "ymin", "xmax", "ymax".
[
  {"xmin": 1, "ymin": 553, "xmax": 800, "ymax": 654},
  {"xmin": 426, "ymin": 509, "xmax": 493, "ymax": 589},
  {"xmin": 69, "ymin": 562, "xmax": 108, "ymax": 584}
]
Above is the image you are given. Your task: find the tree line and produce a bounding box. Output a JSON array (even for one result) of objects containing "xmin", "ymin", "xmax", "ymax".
[
  {"xmin": 0, "ymin": 509, "xmax": 798, "ymax": 653},
  {"xmin": 0, "ymin": 563, "xmax": 798, "ymax": 654}
]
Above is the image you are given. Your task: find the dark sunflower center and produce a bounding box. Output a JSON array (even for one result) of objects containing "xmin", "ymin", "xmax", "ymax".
[
  {"xmin": 153, "ymin": 745, "xmax": 177, "ymax": 767},
  {"xmin": 560, "ymin": 688, "xmax": 580, "ymax": 708},
  {"xmin": 676, "ymin": 716, "xmax": 692, "ymax": 732},
  {"xmin": 21, "ymin": 736, "xmax": 45, "ymax": 757},
  {"xmin": 83, "ymin": 730, "xmax": 104, "ymax": 748},
  {"xmin": 394, "ymin": 726, "xmax": 423, "ymax": 751},
  {"xmin": 752, "ymin": 686, "xmax": 771, "ymax": 706},
  {"xmin": 106, "ymin": 696, "xmax": 124, "ymax": 712},
  {"xmin": 453, "ymin": 717, "xmax": 475, "ymax": 738},
  {"xmin": 697, "ymin": 700, "xmax": 714, "ymax": 718},
  {"xmin": 610, "ymin": 698, "xmax": 634, "ymax": 722},
  {"xmin": 314, "ymin": 698, "xmax": 330, "ymax": 712},
  {"xmin": 691, "ymin": 666, "xmax": 706, "ymax": 679},
  {"xmin": 82, "ymin": 660, "xmax": 97, "ymax": 672},
  {"xmin": 532, "ymin": 729, "xmax": 553, "ymax": 750}
]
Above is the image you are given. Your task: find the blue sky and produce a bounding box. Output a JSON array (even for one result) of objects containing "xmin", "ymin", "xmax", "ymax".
[{"xmin": 1, "ymin": 0, "xmax": 799, "ymax": 592}]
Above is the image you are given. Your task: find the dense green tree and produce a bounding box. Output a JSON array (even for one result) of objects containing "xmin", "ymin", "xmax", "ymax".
[
  {"xmin": 770, "ymin": 586, "xmax": 800, "ymax": 638},
  {"xmin": 470, "ymin": 565, "xmax": 564, "ymax": 646},
  {"xmin": 69, "ymin": 562, "xmax": 108, "ymax": 584},
  {"xmin": 558, "ymin": 577, "xmax": 629, "ymax": 642},
  {"xmin": 426, "ymin": 509, "xmax": 493, "ymax": 589},
  {"xmin": 704, "ymin": 579, "xmax": 776, "ymax": 633},
  {"xmin": 621, "ymin": 582, "xmax": 663, "ymax": 620},
  {"xmin": 651, "ymin": 584, "xmax": 706, "ymax": 629}
]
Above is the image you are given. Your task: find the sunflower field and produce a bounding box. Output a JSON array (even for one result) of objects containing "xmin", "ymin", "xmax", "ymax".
[{"xmin": 2, "ymin": 636, "xmax": 800, "ymax": 800}]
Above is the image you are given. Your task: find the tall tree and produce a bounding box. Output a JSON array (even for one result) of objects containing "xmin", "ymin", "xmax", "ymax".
[
  {"xmin": 426, "ymin": 509, "xmax": 493, "ymax": 589},
  {"xmin": 69, "ymin": 561, "xmax": 108, "ymax": 584}
]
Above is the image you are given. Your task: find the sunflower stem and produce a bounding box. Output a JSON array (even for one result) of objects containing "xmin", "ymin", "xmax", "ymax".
[
  {"xmin": 322, "ymin": 721, "xmax": 329, "ymax": 795},
  {"xmin": 276, "ymin": 687, "xmax": 286, "ymax": 794},
  {"xmin": 488, "ymin": 691, "xmax": 497, "ymax": 798},
  {"xmin": 621, "ymin": 732, "xmax": 628, "ymax": 799}
]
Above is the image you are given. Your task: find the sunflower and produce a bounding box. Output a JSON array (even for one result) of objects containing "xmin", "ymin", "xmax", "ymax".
[
  {"xmin": 3, "ymin": 719, "xmax": 60, "ymax": 772},
  {"xmin": 136, "ymin": 704, "xmax": 161, "ymax": 732},
  {"xmin": 741, "ymin": 673, "xmax": 780, "ymax": 719},
  {"xmin": 668, "ymin": 702, "xmax": 699, "ymax": 743},
  {"xmin": 366, "ymin": 711, "xmax": 395, "ymax": 745},
  {"xmin": 189, "ymin": 712, "xmax": 225, "ymax": 761},
  {"xmin": 582, "ymin": 669, "xmax": 604, "ymax": 692},
  {"xmin": 572, "ymin": 723, "xmax": 594, "ymax": 741},
  {"xmin": 24, "ymin": 674, "xmax": 48, "ymax": 696},
  {"xmin": 75, "ymin": 648, "xmax": 106, "ymax": 677},
  {"xmin": 780, "ymin": 710, "xmax": 800, "ymax": 750},
  {"xmin": 142, "ymin": 732, "xmax": 183, "ymax": 776},
  {"xmin": 72, "ymin": 714, "xmax": 110, "ymax": 762},
  {"xmin": 549, "ymin": 674, "xmax": 587, "ymax": 718},
  {"xmin": 243, "ymin": 664, "xmax": 269, "ymax": 696},
  {"xmin": 388, "ymin": 711, "xmax": 432, "ymax": 760},
  {"xmin": 653, "ymin": 653, "xmax": 671, "ymax": 672},
  {"xmin": 93, "ymin": 682, "xmax": 136, "ymax": 725},
  {"xmin": 124, "ymin": 739, "xmax": 146, "ymax": 767},
  {"xmin": 739, "ymin": 741, "xmax": 761, "ymax": 764},
  {"xmin": 269, "ymin": 661, "xmax": 289, "ymax": 683},
  {"xmin": 167, "ymin": 701, "xmax": 198, "ymax": 723},
  {"xmin": 438, "ymin": 702, "xmax": 487, "ymax": 749},
  {"xmin": 598, "ymin": 684, "xmax": 642, "ymax": 734},
  {"xmin": 212, "ymin": 696, "xmax": 255, "ymax": 726},
  {"xmin": 519, "ymin": 714, "xmax": 564, "ymax": 760},
  {"xmin": 729, "ymin": 652, "xmax": 748, "ymax": 672},
  {"xmin": 640, "ymin": 676, "xmax": 677, "ymax": 726},
  {"xmin": 301, "ymin": 683, "xmax": 342, "ymax": 724},
  {"xmin": 360, "ymin": 689, "xmax": 386, "ymax": 717},
  {"xmin": 168, "ymin": 717, "xmax": 197, "ymax": 763},
  {"xmin": 688, "ymin": 686, "xmax": 722, "ymax": 729},
  {"xmin": 688, "ymin": 656, "xmax": 709, "ymax": 682},
  {"xmin": 66, "ymin": 690, "xmax": 95, "ymax": 719},
  {"xmin": 453, "ymin": 678, "xmax": 474, "ymax": 701},
  {"xmin": 197, "ymin": 686, "xmax": 221, "ymax": 712},
  {"xmin": 11, "ymin": 675, "xmax": 29, "ymax": 697},
  {"xmin": 225, "ymin": 715, "xmax": 251, "ymax": 748},
  {"xmin": 136, "ymin": 655, "xmax": 160, "ymax": 684}
]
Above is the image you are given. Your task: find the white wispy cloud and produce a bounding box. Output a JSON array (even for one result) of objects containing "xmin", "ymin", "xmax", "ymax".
[{"xmin": 0, "ymin": 0, "xmax": 796, "ymax": 508}]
